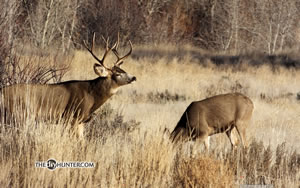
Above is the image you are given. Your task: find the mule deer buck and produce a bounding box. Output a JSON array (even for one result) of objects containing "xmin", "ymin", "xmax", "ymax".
[
  {"xmin": 0, "ymin": 34, "xmax": 136, "ymax": 138},
  {"xmin": 170, "ymin": 93, "xmax": 253, "ymax": 149}
]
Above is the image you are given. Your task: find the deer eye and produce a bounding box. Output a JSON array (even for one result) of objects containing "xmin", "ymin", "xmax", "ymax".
[{"xmin": 115, "ymin": 72, "xmax": 122, "ymax": 77}]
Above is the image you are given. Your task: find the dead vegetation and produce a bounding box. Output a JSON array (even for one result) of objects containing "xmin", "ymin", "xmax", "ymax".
[
  {"xmin": 0, "ymin": 47, "xmax": 300, "ymax": 187},
  {"xmin": 1, "ymin": 0, "xmax": 300, "ymax": 187}
]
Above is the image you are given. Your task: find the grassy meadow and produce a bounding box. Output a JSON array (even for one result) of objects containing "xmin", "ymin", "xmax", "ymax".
[{"xmin": 1, "ymin": 45, "xmax": 300, "ymax": 187}]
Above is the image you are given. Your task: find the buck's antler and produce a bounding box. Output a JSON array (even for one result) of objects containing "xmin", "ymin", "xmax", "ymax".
[
  {"xmin": 83, "ymin": 33, "xmax": 116, "ymax": 69},
  {"xmin": 111, "ymin": 33, "xmax": 133, "ymax": 66}
]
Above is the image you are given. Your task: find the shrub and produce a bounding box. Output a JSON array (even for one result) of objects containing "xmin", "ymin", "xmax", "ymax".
[
  {"xmin": 172, "ymin": 153, "xmax": 235, "ymax": 188},
  {"xmin": 147, "ymin": 89, "xmax": 187, "ymax": 104},
  {"xmin": 85, "ymin": 103, "xmax": 141, "ymax": 143},
  {"xmin": 222, "ymin": 140, "xmax": 300, "ymax": 187}
]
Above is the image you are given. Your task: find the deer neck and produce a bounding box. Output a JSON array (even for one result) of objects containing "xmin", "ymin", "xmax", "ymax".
[{"xmin": 89, "ymin": 77, "xmax": 118, "ymax": 110}]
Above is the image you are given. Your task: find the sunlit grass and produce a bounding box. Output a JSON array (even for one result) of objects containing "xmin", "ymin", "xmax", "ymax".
[{"xmin": 1, "ymin": 46, "xmax": 300, "ymax": 187}]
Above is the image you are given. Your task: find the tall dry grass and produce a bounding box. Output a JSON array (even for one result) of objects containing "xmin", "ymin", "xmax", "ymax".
[{"xmin": 1, "ymin": 46, "xmax": 300, "ymax": 187}]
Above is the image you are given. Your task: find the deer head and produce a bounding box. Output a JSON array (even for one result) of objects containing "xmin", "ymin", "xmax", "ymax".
[{"xmin": 83, "ymin": 33, "xmax": 136, "ymax": 88}]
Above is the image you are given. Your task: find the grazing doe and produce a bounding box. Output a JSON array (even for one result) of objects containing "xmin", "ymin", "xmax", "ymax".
[{"xmin": 170, "ymin": 93, "xmax": 254, "ymax": 149}]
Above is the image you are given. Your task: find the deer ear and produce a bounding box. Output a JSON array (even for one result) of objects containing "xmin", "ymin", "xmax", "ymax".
[{"xmin": 94, "ymin": 64, "xmax": 109, "ymax": 77}]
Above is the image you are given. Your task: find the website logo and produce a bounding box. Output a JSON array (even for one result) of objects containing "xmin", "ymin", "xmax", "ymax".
[{"xmin": 35, "ymin": 159, "xmax": 95, "ymax": 171}]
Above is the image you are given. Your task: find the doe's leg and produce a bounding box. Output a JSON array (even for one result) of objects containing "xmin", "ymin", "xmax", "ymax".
[
  {"xmin": 195, "ymin": 133, "xmax": 210, "ymax": 151},
  {"xmin": 77, "ymin": 123, "xmax": 85, "ymax": 140},
  {"xmin": 204, "ymin": 136, "xmax": 210, "ymax": 150},
  {"xmin": 235, "ymin": 120, "xmax": 248, "ymax": 148},
  {"xmin": 226, "ymin": 128, "xmax": 239, "ymax": 149}
]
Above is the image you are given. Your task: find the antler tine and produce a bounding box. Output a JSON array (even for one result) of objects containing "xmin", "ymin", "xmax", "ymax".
[
  {"xmin": 83, "ymin": 33, "xmax": 112, "ymax": 69},
  {"xmin": 100, "ymin": 36, "xmax": 112, "ymax": 64},
  {"xmin": 83, "ymin": 38, "xmax": 103, "ymax": 66},
  {"xmin": 116, "ymin": 32, "xmax": 120, "ymax": 51},
  {"xmin": 92, "ymin": 32, "xmax": 96, "ymax": 51},
  {"xmin": 111, "ymin": 33, "xmax": 120, "ymax": 56},
  {"xmin": 101, "ymin": 36, "xmax": 108, "ymax": 49},
  {"xmin": 114, "ymin": 40, "xmax": 133, "ymax": 66}
]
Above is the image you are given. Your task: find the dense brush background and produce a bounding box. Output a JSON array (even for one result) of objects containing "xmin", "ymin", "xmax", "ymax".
[{"xmin": 1, "ymin": 0, "xmax": 300, "ymax": 187}]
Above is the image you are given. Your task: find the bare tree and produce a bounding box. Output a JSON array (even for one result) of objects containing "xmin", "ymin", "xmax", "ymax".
[
  {"xmin": 232, "ymin": 0, "xmax": 299, "ymax": 54},
  {"xmin": 24, "ymin": 0, "xmax": 81, "ymax": 51},
  {"xmin": 0, "ymin": 0, "xmax": 22, "ymax": 86},
  {"xmin": 1, "ymin": 0, "xmax": 299, "ymax": 54},
  {"xmin": 56, "ymin": 0, "xmax": 81, "ymax": 53}
]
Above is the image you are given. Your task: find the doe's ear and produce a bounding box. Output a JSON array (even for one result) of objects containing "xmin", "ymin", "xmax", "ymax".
[{"xmin": 94, "ymin": 64, "xmax": 109, "ymax": 77}]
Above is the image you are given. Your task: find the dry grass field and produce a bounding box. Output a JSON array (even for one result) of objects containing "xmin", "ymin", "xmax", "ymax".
[{"xmin": 1, "ymin": 45, "xmax": 300, "ymax": 187}]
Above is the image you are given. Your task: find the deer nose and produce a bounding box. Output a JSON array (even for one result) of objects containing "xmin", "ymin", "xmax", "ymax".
[{"xmin": 131, "ymin": 76, "xmax": 137, "ymax": 82}]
